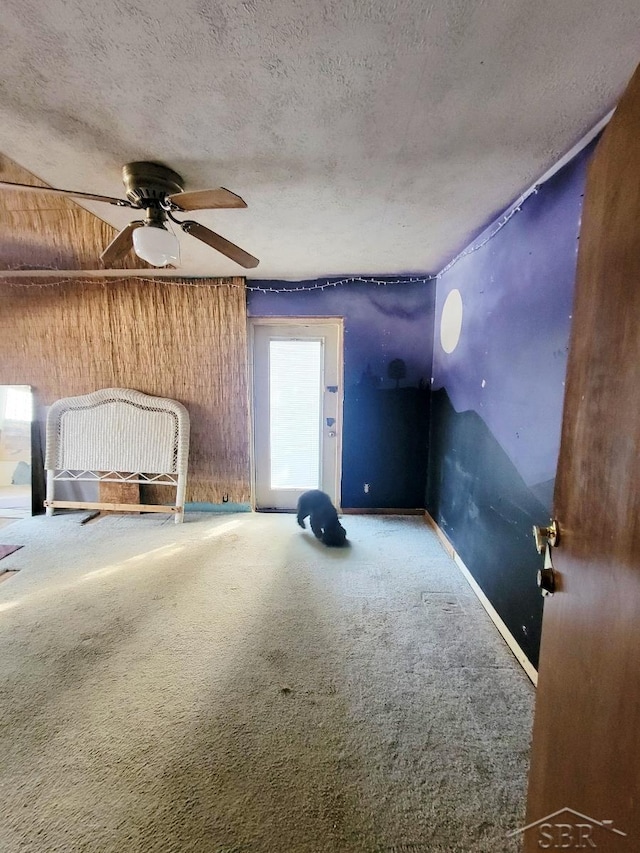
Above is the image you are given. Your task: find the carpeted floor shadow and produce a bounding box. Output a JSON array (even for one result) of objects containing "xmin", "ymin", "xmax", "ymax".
[{"xmin": 0, "ymin": 512, "xmax": 533, "ymax": 852}]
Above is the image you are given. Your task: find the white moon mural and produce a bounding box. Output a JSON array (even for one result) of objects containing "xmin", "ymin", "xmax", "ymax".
[{"xmin": 440, "ymin": 288, "xmax": 463, "ymax": 353}]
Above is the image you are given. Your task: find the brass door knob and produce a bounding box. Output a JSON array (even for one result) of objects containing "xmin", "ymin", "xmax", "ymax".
[{"xmin": 533, "ymin": 520, "xmax": 559, "ymax": 554}]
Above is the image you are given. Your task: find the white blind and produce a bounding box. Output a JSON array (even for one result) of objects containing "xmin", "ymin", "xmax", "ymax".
[{"xmin": 269, "ymin": 339, "xmax": 322, "ymax": 489}]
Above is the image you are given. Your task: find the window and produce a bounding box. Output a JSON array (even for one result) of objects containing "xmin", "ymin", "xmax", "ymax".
[{"xmin": 269, "ymin": 339, "xmax": 322, "ymax": 490}]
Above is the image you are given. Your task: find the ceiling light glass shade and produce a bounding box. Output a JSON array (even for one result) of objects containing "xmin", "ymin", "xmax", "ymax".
[{"xmin": 132, "ymin": 224, "xmax": 180, "ymax": 266}]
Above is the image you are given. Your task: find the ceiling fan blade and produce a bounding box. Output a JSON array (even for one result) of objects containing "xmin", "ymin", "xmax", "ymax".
[
  {"xmin": 0, "ymin": 179, "xmax": 131, "ymax": 207},
  {"xmin": 182, "ymin": 221, "xmax": 259, "ymax": 268},
  {"xmin": 100, "ymin": 221, "xmax": 145, "ymax": 265},
  {"xmin": 168, "ymin": 187, "xmax": 247, "ymax": 210}
]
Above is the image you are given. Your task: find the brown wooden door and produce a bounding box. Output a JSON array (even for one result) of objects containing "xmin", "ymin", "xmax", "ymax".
[{"xmin": 524, "ymin": 63, "xmax": 640, "ymax": 852}]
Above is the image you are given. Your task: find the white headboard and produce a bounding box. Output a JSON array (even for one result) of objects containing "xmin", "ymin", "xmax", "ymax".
[{"xmin": 45, "ymin": 388, "xmax": 190, "ymax": 523}]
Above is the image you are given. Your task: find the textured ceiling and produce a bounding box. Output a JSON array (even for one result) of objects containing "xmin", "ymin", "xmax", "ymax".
[{"xmin": 0, "ymin": 0, "xmax": 639, "ymax": 279}]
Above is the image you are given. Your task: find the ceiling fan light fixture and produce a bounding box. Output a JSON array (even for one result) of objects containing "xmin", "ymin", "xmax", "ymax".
[{"xmin": 132, "ymin": 223, "xmax": 180, "ymax": 267}]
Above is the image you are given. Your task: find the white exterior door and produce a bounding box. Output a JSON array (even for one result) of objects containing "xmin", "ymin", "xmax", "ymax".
[{"xmin": 251, "ymin": 320, "xmax": 343, "ymax": 510}]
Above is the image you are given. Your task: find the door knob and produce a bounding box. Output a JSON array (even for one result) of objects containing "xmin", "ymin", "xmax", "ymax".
[{"xmin": 532, "ymin": 519, "xmax": 559, "ymax": 554}]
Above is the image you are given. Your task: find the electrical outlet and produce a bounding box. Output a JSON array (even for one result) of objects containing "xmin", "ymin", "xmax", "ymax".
[{"xmin": 364, "ymin": 483, "xmax": 370, "ymax": 494}]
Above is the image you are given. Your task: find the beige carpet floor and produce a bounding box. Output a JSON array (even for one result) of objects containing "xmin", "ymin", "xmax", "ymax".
[{"xmin": 0, "ymin": 512, "xmax": 534, "ymax": 852}]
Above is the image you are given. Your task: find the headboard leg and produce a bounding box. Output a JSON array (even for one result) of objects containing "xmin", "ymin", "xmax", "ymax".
[
  {"xmin": 175, "ymin": 475, "xmax": 187, "ymax": 524},
  {"xmin": 45, "ymin": 470, "xmax": 55, "ymax": 517}
]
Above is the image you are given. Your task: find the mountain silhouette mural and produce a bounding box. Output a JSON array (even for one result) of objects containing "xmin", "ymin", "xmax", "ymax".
[{"xmin": 428, "ymin": 387, "xmax": 547, "ymax": 667}]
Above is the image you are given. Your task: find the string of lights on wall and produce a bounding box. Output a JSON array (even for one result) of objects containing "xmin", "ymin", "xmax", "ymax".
[
  {"xmin": 0, "ymin": 272, "xmax": 436, "ymax": 291},
  {"xmin": 0, "ymin": 180, "xmax": 543, "ymax": 292}
]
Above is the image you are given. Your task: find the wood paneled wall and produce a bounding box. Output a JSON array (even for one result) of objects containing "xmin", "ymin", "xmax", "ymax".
[{"xmin": 0, "ymin": 154, "xmax": 250, "ymax": 505}]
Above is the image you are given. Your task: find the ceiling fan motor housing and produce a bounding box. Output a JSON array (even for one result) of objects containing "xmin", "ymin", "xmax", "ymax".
[{"xmin": 122, "ymin": 161, "xmax": 184, "ymax": 207}]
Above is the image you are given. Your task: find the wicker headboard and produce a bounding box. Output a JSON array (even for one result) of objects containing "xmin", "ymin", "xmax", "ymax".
[{"xmin": 45, "ymin": 388, "xmax": 190, "ymax": 523}]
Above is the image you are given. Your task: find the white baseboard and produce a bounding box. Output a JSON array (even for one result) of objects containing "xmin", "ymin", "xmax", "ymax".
[{"xmin": 424, "ymin": 511, "xmax": 538, "ymax": 686}]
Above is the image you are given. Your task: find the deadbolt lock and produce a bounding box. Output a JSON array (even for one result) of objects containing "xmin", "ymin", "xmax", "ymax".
[
  {"xmin": 536, "ymin": 541, "xmax": 557, "ymax": 597},
  {"xmin": 532, "ymin": 519, "xmax": 559, "ymax": 554},
  {"xmin": 537, "ymin": 566, "xmax": 556, "ymax": 596}
]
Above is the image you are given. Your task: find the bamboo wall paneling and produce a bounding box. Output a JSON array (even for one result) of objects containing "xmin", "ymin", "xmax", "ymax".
[{"xmin": 0, "ymin": 278, "xmax": 251, "ymax": 505}]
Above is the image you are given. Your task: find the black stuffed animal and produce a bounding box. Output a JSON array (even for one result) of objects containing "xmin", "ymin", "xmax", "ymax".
[{"xmin": 296, "ymin": 490, "xmax": 347, "ymax": 547}]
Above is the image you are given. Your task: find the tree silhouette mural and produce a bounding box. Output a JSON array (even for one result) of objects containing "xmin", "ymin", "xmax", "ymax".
[{"xmin": 388, "ymin": 358, "xmax": 407, "ymax": 389}]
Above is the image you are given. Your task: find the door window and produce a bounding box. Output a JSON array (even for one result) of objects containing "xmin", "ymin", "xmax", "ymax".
[{"xmin": 269, "ymin": 339, "xmax": 322, "ymax": 490}]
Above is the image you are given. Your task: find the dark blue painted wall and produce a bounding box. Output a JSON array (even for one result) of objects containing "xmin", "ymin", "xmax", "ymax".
[
  {"xmin": 427, "ymin": 142, "xmax": 596, "ymax": 668},
  {"xmin": 247, "ymin": 278, "xmax": 435, "ymax": 507}
]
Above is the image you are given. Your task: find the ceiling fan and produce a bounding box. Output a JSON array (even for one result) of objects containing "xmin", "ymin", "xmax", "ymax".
[{"xmin": 0, "ymin": 161, "xmax": 259, "ymax": 269}]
